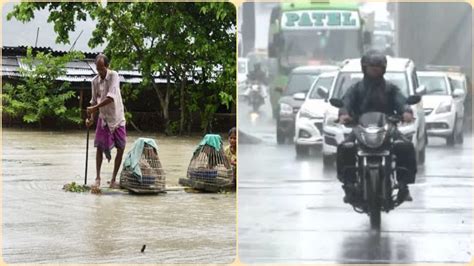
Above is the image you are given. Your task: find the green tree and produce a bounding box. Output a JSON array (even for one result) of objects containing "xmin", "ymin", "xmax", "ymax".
[
  {"xmin": 8, "ymin": 2, "xmax": 236, "ymax": 134},
  {"xmin": 2, "ymin": 47, "xmax": 84, "ymax": 125}
]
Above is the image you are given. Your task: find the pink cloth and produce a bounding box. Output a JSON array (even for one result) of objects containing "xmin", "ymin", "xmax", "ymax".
[{"xmin": 94, "ymin": 118, "xmax": 126, "ymax": 162}]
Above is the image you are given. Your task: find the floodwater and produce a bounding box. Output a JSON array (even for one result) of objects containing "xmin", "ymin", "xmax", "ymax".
[{"xmin": 2, "ymin": 128, "xmax": 236, "ymax": 263}]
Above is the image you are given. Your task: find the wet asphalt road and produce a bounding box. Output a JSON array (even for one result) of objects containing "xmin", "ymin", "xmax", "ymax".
[{"xmin": 238, "ymin": 101, "xmax": 473, "ymax": 263}]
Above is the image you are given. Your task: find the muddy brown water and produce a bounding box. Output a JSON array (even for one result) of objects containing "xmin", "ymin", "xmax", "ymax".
[{"xmin": 2, "ymin": 128, "xmax": 236, "ymax": 263}]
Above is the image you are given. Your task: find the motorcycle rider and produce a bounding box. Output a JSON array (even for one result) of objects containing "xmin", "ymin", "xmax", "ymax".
[
  {"xmin": 247, "ymin": 63, "xmax": 267, "ymax": 84},
  {"xmin": 244, "ymin": 63, "xmax": 268, "ymax": 102},
  {"xmin": 336, "ymin": 50, "xmax": 417, "ymax": 204}
]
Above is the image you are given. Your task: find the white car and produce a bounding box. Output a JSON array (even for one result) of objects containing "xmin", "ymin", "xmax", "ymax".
[
  {"xmin": 322, "ymin": 57, "xmax": 427, "ymax": 166},
  {"xmin": 294, "ymin": 71, "xmax": 337, "ymax": 156},
  {"xmin": 418, "ymin": 71, "xmax": 465, "ymax": 145}
]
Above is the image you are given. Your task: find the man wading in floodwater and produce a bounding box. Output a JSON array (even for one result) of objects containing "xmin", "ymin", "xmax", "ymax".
[{"xmin": 86, "ymin": 54, "xmax": 126, "ymax": 189}]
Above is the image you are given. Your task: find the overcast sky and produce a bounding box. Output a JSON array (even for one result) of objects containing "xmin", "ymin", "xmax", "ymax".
[{"xmin": 2, "ymin": 2, "xmax": 106, "ymax": 53}]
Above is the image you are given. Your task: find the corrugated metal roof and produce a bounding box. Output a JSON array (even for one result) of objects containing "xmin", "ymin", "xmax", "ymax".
[
  {"xmin": 65, "ymin": 68, "xmax": 95, "ymax": 76},
  {"xmin": 57, "ymin": 76, "xmax": 94, "ymax": 82},
  {"xmin": 118, "ymin": 70, "xmax": 142, "ymax": 76},
  {"xmin": 2, "ymin": 71, "xmax": 22, "ymax": 77},
  {"xmin": 66, "ymin": 61, "xmax": 93, "ymax": 69},
  {"xmin": 2, "ymin": 54, "xmax": 211, "ymax": 85},
  {"xmin": 3, "ymin": 57, "xmax": 19, "ymax": 66},
  {"xmin": 2, "ymin": 66, "xmax": 20, "ymax": 72}
]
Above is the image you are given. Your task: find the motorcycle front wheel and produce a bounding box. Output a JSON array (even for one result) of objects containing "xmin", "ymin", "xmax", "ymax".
[
  {"xmin": 367, "ymin": 168, "xmax": 382, "ymax": 230},
  {"xmin": 252, "ymin": 101, "xmax": 260, "ymax": 112}
]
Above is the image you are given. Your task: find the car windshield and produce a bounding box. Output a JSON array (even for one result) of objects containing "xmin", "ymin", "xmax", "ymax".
[
  {"xmin": 309, "ymin": 76, "xmax": 334, "ymax": 99},
  {"xmin": 332, "ymin": 72, "xmax": 409, "ymax": 99},
  {"xmin": 285, "ymin": 73, "xmax": 319, "ymax": 96},
  {"xmin": 418, "ymin": 75, "xmax": 449, "ymax": 95}
]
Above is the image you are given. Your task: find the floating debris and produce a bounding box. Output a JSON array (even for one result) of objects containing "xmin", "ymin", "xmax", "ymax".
[{"xmin": 63, "ymin": 182, "xmax": 90, "ymax": 193}]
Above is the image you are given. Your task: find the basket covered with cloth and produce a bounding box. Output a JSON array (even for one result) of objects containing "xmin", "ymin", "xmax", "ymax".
[
  {"xmin": 120, "ymin": 138, "xmax": 165, "ymax": 193},
  {"xmin": 180, "ymin": 134, "xmax": 234, "ymax": 191}
]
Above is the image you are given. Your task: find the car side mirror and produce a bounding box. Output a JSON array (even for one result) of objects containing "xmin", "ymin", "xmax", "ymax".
[
  {"xmin": 406, "ymin": 95, "xmax": 421, "ymax": 105},
  {"xmin": 329, "ymin": 98, "xmax": 344, "ymax": 108},
  {"xmin": 453, "ymin": 88, "xmax": 465, "ymax": 98},
  {"xmin": 316, "ymin": 86, "xmax": 329, "ymax": 99},
  {"xmin": 293, "ymin": 92, "xmax": 306, "ymax": 101},
  {"xmin": 416, "ymin": 85, "xmax": 427, "ymax": 95}
]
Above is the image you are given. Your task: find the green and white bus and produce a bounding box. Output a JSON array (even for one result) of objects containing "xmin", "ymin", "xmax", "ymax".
[{"xmin": 268, "ymin": 1, "xmax": 372, "ymax": 117}]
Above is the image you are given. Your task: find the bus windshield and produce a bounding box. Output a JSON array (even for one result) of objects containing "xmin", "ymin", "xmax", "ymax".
[{"xmin": 279, "ymin": 29, "xmax": 361, "ymax": 67}]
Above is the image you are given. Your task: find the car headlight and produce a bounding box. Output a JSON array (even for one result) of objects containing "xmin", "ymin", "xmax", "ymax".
[
  {"xmin": 280, "ymin": 103, "xmax": 293, "ymax": 116},
  {"xmin": 324, "ymin": 114, "xmax": 339, "ymax": 127},
  {"xmin": 299, "ymin": 108, "xmax": 321, "ymax": 119},
  {"xmin": 436, "ymin": 101, "xmax": 452, "ymax": 114}
]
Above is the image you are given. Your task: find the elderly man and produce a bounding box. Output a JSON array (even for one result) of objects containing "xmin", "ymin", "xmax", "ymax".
[{"xmin": 86, "ymin": 54, "xmax": 126, "ymax": 188}]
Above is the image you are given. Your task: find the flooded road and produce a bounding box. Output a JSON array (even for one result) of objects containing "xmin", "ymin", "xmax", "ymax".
[
  {"xmin": 238, "ymin": 102, "xmax": 473, "ymax": 263},
  {"xmin": 2, "ymin": 128, "xmax": 236, "ymax": 263}
]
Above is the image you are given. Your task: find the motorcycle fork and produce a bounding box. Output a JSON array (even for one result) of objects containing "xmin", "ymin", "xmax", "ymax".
[{"xmin": 360, "ymin": 155, "xmax": 389, "ymax": 204}]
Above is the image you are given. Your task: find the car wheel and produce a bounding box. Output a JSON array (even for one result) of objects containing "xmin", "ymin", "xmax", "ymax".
[
  {"xmin": 447, "ymin": 131, "xmax": 455, "ymax": 146},
  {"xmin": 323, "ymin": 154, "xmax": 334, "ymax": 167},
  {"xmin": 458, "ymin": 131, "xmax": 464, "ymax": 144},
  {"xmin": 288, "ymin": 131, "xmax": 295, "ymax": 144},
  {"xmin": 276, "ymin": 128, "xmax": 286, "ymax": 145},
  {"xmin": 295, "ymin": 145, "xmax": 310, "ymax": 157},
  {"xmin": 456, "ymin": 119, "xmax": 464, "ymax": 144},
  {"xmin": 424, "ymin": 129, "xmax": 429, "ymax": 146},
  {"xmin": 418, "ymin": 143, "xmax": 425, "ymax": 164}
]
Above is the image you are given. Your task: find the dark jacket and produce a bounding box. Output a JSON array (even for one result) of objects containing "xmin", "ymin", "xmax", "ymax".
[
  {"xmin": 340, "ymin": 77, "xmax": 411, "ymax": 118},
  {"xmin": 247, "ymin": 69, "xmax": 267, "ymax": 85}
]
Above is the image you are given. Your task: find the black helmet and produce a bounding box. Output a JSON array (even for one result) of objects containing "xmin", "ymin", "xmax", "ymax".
[{"xmin": 361, "ymin": 50, "xmax": 387, "ymax": 72}]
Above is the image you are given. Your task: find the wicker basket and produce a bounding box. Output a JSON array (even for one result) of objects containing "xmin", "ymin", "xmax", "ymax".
[
  {"xmin": 120, "ymin": 144, "xmax": 166, "ymax": 193},
  {"xmin": 186, "ymin": 144, "xmax": 233, "ymax": 186}
]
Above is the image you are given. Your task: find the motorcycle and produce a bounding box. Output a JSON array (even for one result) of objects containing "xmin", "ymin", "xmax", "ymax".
[
  {"xmin": 329, "ymin": 95, "xmax": 421, "ymax": 229},
  {"xmin": 246, "ymin": 81, "xmax": 265, "ymax": 113}
]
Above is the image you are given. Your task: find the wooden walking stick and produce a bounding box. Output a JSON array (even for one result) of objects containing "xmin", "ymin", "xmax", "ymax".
[{"xmin": 85, "ymin": 125, "xmax": 90, "ymax": 185}]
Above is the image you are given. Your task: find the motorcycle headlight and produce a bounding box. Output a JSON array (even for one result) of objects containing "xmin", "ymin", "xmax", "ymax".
[
  {"xmin": 280, "ymin": 103, "xmax": 293, "ymax": 116},
  {"xmin": 436, "ymin": 101, "xmax": 452, "ymax": 114},
  {"xmin": 358, "ymin": 127, "xmax": 387, "ymax": 149}
]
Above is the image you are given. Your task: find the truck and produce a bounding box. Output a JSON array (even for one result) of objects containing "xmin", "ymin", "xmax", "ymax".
[{"xmin": 267, "ymin": 1, "xmax": 372, "ymax": 118}]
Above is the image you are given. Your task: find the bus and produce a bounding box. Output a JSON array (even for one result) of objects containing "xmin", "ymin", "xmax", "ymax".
[{"xmin": 267, "ymin": 1, "xmax": 372, "ymax": 117}]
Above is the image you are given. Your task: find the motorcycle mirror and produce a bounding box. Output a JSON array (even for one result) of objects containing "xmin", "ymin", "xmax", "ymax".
[
  {"xmin": 406, "ymin": 95, "xmax": 421, "ymax": 105},
  {"xmin": 415, "ymin": 85, "xmax": 426, "ymax": 95},
  {"xmin": 329, "ymin": 98, "xmax": 344, "ymax": 108},
  {"xmin": 293, "ymin": 92, "xmax": 306, "ymax": 101}
]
